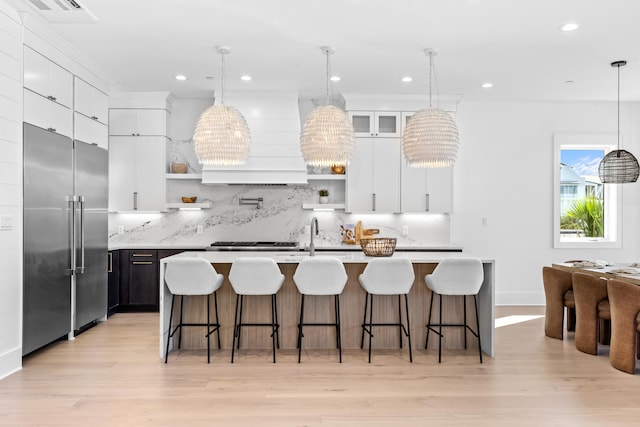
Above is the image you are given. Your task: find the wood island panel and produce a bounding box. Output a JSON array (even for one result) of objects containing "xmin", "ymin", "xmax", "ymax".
[{"xmin": 159, "ymin": 253, "xmax": 495, "ymax": 358}]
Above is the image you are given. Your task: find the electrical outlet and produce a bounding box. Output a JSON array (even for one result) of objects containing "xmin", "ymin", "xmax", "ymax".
[
  {"xmin": 402, "ymin": 225, "xmax": 409, "ymax": 236},
  {"xmin": 196, "ymin": 224, "xmax": 204, "ymax": 234},
  {"xmin": 304, "ymin": 225, "xmax": 311, "ymax": 234},
  {"xmin": 482, "ymin": 217, "xmax": 488, "ymax": 227},
  {"xmin": 117, "ymin": 225, "xmax": 124, "ymax": 234},
  {"xmin": 0, "ymin": 215, "xmax": 13, "ymax": 231}
]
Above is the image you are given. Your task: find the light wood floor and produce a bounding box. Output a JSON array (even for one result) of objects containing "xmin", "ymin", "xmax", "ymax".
[{"xmin": 1, "ymin": 306, "xmax": 639, "ymax": 426}]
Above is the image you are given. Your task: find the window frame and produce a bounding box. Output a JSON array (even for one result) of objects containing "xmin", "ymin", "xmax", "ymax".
[{"xmin": 553, "ymin": 134, "xmax": 622, "ymax": 249}]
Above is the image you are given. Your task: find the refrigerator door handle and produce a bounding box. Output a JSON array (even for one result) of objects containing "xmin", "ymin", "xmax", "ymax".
[
  {"xmin": 66, "ymin": 195, "xmax": 77, "ymax": 275},
  {"xmin": 78, "ymin": 196, "xmax": 85, "ymax": 274}
]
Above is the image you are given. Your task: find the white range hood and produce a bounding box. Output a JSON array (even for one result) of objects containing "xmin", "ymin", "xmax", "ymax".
[{"xmin": 201, "ymin": 92, "xmax": 308, "ymax": 185}]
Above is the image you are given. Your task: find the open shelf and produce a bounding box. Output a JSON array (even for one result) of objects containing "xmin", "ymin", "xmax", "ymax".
[
  {"xmin": 302, "ymin": 203, "xmax": 345, "ymax": 210},
  {"xmin": 166, "ymin": 173, "xmax": 202, "ymax": 180},
  {"xmin": 306, "ymin": 174, "xmax": 345, "ymax": 181},
  {"xmin": 166, "ymin": 202, "xmax": 211, "ymax": 209}
]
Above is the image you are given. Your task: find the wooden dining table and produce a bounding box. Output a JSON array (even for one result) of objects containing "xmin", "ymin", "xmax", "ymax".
[{"xmin": 551, "ymin": 262, "xmax": 640, "ymax": 286}]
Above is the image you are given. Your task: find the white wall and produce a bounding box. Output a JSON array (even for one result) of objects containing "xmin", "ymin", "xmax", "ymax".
[
  {"xmin": 0, "ymin": 4, "xmax": 115, "ymax": 379},
  {"xmin": 453, "ymin": 101, "xmax": 640, "ymax": 305},
  {"xmin": 0, "ymin": 0, "xmax": 23, "ymax": 379},
  {"xmin": 112, "ymin": 97, "xmax": 640, "ymax": 306}
]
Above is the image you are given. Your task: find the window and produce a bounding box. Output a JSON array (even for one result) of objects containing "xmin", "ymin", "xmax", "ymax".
[{"xmin": 553, "ymin": 134, "xmax": 621, "ymax": 248}]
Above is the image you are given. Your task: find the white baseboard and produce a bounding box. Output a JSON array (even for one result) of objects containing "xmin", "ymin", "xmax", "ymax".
[
  {"xmin": 496, "ymin": 292, "xmax": 545, "ymax": 306},
  {"xmin": 0, "ymin": 346, "xmax": 22, "ymax": 380}
]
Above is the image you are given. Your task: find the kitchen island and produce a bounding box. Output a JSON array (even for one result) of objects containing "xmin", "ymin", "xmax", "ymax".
[{"xmin": 159, "ymin": 251, "xmax": 495, "ymax": 359}]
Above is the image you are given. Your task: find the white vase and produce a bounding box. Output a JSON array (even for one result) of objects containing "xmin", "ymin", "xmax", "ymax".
[{"xmin": 319, "ymin": 196, "xmax": 329, "ymax": 204}]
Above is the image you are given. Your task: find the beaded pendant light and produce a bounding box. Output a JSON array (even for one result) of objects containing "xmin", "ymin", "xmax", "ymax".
[
  {"xmin": 598, "ymin": 60, "xmax": 639, "ymax": 184},
  {"xmin": 402, "ymin": 48, "xmax": 460, "ymax": 168},
  {"xmin": 300, "ymin": 46, "xmax": 355, "ymax": 167},
  {"xmin": 193, "ymin": 46, "xmax": 251, "ymax": 166}
]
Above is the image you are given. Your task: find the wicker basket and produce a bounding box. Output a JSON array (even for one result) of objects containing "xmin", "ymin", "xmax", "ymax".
[
  {"xmin": 171, "ymin": 163, "xmax": 188, "ymax": 173},
  {"xmin": 360, "ymin": 238, "xmax": 396, "ymax": 257}
]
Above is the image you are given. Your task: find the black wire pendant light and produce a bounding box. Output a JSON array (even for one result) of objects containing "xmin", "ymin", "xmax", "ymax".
[{"xmin": 598, "ymin": 60, "xmax": 639, "ymax": 184}]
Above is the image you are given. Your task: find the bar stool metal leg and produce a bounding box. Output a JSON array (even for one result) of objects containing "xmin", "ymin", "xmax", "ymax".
[
  {"xmin": 231, "ymin": 294, "xmax": 240, "ymax": 363},
  {"xmin": 214, "ymin": 292, "xmax": 221, "ymax": 349},
  {"xmin": 368, "ymin": 294, "xmax": 374, "ymax": 363},
  {"xmin": 404, "ymin": 293, "xmax": 412, "ymax": 362},
  {"xmin": 297, "ymin": 294, "xmax": 305, "ymax": 363},
  {"xmin": 425, "ymin": 291, "xmax": 434, "ymax": 349},
  {"xmin": 164, "ymin": 295, "xmax": 176, "ymax": 364},
  {"xmin": 463, "ymin": 296, "xmax": 468, "ymax": 349},
  {"xmin": 178, "ymin": 296, "xmax": 184, "ymax": 349},
  {"xmin": 271, "ymin": 294, "xmax": 277, "ymax": 363},
  {"xmin": 274, "ymin": 294, "xmax": 280, "ymax": 349},
  {"xmin": 474, "ymin": 295, "xmax": 483, "ymax": 363},
  {"xmin": 360, "ymin": 291, "xmax": 369, "ymax": 349},
  {"xmin": 438, "ymin": 293, "xmax": 443, "ymax": 363},
  {"xmin": 336, "ymin": 295, "xmax": 342, "ymax": 363},
  {"xmin": 236, "ymin": 295, "xmax": 244, "ymax": 349},
  {"xmin": 398, "ymin": 295, "xmax": 403, "ymax": 349},
  {"xmin": 206, "ymin": 295, "xmax": 211, "ymax": 363}
]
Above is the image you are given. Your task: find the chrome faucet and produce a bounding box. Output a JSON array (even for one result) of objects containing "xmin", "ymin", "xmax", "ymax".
[{"xmin": 309, "ymin": 217, "xmax": 319, "ymax": 256}]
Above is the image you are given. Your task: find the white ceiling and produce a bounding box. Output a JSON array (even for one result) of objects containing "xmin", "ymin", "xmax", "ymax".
[{"xmin": 10, "ymin": 0, "xmax": 640, "ymax": 102}]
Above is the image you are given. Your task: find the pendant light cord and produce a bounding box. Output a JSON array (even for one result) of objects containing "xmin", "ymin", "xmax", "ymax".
[
  {"xmin": 617, "ymin": 63, "xmax": 620, "ymax": 149},
  {"xmin": 428, "ymin": 53, "xmax": 433, "ymax": 108},
  {"xmin": 426, "ymin": 50, "xmax": 440, "ymax": 108},
  {"xmin": 220, "ymin": 52, "xmax": 226, "ymax": 105},
  {"xmin": 325, "ymin": 50, "xmax": 330, "ymax": 106}
]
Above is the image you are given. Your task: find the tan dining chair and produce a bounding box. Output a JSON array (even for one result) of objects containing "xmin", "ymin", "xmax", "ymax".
[
  {"xmin": 607, "ymin": 279, "xmax": 640, "ymax": 374},
  {"xmin": 542, "ymin": 266, "xmax": 575, "ymax": 339},
  {"xmin": 572, "ymin": 272, "xmax": 610, "ymax": 355}
]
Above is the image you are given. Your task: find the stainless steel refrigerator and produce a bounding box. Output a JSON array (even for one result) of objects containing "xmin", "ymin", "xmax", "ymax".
[{"xmin": 23, "ymin": 123, "xmax": 108, "ymax": 355}]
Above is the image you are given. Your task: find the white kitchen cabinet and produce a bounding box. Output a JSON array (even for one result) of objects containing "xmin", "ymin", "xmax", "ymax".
[
  {"xmin": 401, "ymin": 164, "xmax": 453, "ymax": 213},
  {"xmin": 23, "ymin": 46, "xmax": 73, "ymax": 108},
  {"xmin": 109, "ymin": 108, "xmax": 168, "ymax": 136},
  {"xmin": 349, "ymin": 111, "xmax": 402, "ymax": 137},
  {"xmin": 74, "ymin": 112, "xmax": 108, "ymax": 149},
  {"xmin": 401, "ymin": 111, "xmax": 416, "ymax": 134},
  {"xmin": 108, "ymin": 136, "xmax": 167, "ymax": 211},
  {"xmin": 346, "ymin": 137, "xmax": 401, "ymax": 213},
  {"xmin": 23, "ymin": 88, "xmax": 72, "ymax": 138},
  {"xmin": 74, "ymin": 77, "xmax": 108, "ymax": 125}
]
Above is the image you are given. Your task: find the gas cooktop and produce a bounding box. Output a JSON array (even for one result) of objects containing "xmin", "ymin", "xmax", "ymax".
[{"xmin": 208, "ymin": 241, "xmax": 300, "ymax": 251}]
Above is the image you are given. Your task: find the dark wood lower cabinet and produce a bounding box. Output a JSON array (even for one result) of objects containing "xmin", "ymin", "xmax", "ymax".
[{"xmin": 111, "ymin": 248, "xmax": 202, "ymax": 313}]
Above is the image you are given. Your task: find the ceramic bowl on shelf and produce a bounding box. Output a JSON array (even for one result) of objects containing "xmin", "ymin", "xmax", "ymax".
[
  {"xmin": 181, "ymin": 196, "xmax": 197, "ymax": 203},
  {"xmin": 331, "ymin": 165, "xmax": 345, "ymax": 174}
]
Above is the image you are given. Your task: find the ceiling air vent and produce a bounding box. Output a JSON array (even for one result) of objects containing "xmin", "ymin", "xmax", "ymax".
[{"xmin": 26, "ymin": 0, "xmax": 97, "ymax": 23}]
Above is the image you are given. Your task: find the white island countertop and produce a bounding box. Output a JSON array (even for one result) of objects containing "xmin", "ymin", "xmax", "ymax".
[{"xmin": 160, "ymin": 250, "xmax": 490, "ymax": 264}]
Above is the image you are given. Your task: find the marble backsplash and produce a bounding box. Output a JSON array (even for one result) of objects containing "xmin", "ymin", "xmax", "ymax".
[
  {"xmin": 108, "ymin": 184, "xmax": 451, "ymax": 248},
  {"xmin": 109, "ymin": 137, "xmax": 452, "ymax": 248}
]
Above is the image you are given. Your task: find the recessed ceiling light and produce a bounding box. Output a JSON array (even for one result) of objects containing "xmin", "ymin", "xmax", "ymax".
[
  {"xmin": 482, "ymin": 82, "xmax": 493, "ymax": 88},
  {"xmin": 560, "ymin": 23, "xmax": 579, "ymax": 32},
  {"xmin": 565, "ymin": 80, "xmax": 575, "ymax": 84},
  {"xmin": 330, "ymin": 75, "xmax": 341, "ymax": 82},
  {"xmin": 240, "ymin": 75, "xmax": 252, "ymax": 81},
  {"xmin": 175, "ymin": 75, "xmax": 187, "ymax": 81},
  {"xmin": 401, "ymin": 76, "xmax": 413, "ymax": 82}
]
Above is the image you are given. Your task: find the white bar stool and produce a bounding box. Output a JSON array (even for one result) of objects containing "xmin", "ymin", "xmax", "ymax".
[
  {"xmin": 229, "ymin": 257, "xmax": 285, "ymax": 363},
  {"xmin": 164, "ymin": 257, "xmax": 224, "ymax": 363},
  {"xmin": 425, "ymin": 257, "xmax": 484, "ymax": 363},
  {"xmin": 293, "ymin": 257, "xmax": 348, "ymax": 363},
  {"xmin": 358, "ymin": 257, "xmax": 415, "ymax": 363}
]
